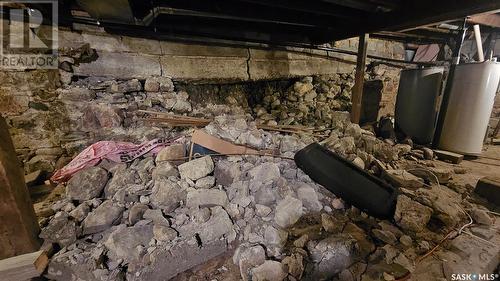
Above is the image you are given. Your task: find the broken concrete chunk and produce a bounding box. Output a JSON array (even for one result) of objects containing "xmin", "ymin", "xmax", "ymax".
[
  {"xmin": 150, "ymin": 178, "xmax": 186, "ymax": 212},
  {"xmin": 186, "ymin": 189, "xmax": 228, "ymax": 208},
  {"xmin": 152, "ymin": 224, "xmax": 177, "ymax": 241},
  {"xmin": 394, "ymin": 195, "xmax": 432, "ymax": 233},
  {"xmin": 297, "ymin": 184, "xmax": 323, "ymax": 212},
  {"xmin": 69, "ymin": 202, "xmax": 91, "ymax": 222},
  {"xmin": 274, "ymin": 196, "xmax": 303, "ymax": 228},
  {"xmin": 372, "ymin": 229, "xmax": 397, "ymax": 245},
  {"xmin": 281, "ymin": 253, "xmax": 304, "ymax": 279},
  {"xmin": 235, "ymin": 245, "xmax": 266, "ymax": 281},
  {"xmin": 128, "ymin": 203, "xmax": 149, "ymax": 225},
  {"xmin": 66, "ymin": 167, "xmax": 109, "ymax": 201},
  {"xmin": 195, "ymin": 176, "xmax": 215, "ymax": 189},
  {"xmin": 82, "ymin": 200, "xmax": 124, "ymax": 235},
  {"xmin": 152, "ymin": 161, "xmax": 178, "ymax": 180},
  {"xmin": 178, "ymin": 156, "xmax": 214, "ymax": 181},
  {"xmin": 104, "ymin": 224, "xmax": 153, "ymax": 264},
  {"xmin": 308, "ymin": 235, "xmax": 358, "ymax": 279},
  {"xmin": 39, "ymin": 212, "xmax": 79, "ymax": 247},
  {"xmin": 383, "ymin": 170, "xmax": 424, "ymax": 189},
  {"xmin": 248, "ymin": 162, "xmax": 280, "ymax": 183},
  {"xmin": 215, "ymin": 160, "xmax": 241, "ymax": 186},
  {"xmin": 143, "ymin": 209, "xmax": 170, "ymax": 226},
  {"xmin": 155, "ymin": 144, "xmax": 185, "ymax": 163},
  {"xmin": 251, "ymin": 260, "xmax": 287, "ymax": 281},
  {"xmin": 255, "ymin": 204, "xmax": 272, "ymax": 217}
]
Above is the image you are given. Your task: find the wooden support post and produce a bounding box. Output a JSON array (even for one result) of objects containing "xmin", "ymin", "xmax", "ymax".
[
  {"xmin": 350, "ymin": 33, "xmax": 369, "ymax": 124},
  {"xmin": 0, "ymin": 115, "xmax": 40, "ymax": 259}
]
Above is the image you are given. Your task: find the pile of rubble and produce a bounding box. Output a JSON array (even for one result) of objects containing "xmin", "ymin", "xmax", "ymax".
[
  {"xmin": 38, "ymin": 113, "xmax": 499, "ymax": 281},
  {"xmin": 253, "ymin": 75, "xmax": 354, "ymax": 127}
]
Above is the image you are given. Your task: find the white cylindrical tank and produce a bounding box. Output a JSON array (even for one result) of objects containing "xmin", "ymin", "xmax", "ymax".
[{"xmin": 438, "ymin": 61, "xmax": 500, "ymax": 155}]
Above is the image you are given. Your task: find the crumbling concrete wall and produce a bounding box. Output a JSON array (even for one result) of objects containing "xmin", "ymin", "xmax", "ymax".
[{"xmin": 0, "ymin": 27, "xmax": 404, "ymax": 174}]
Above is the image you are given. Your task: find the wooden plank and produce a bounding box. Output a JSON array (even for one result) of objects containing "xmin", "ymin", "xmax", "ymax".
[
  {"xmin": 0, "ymin": 116, "xmax": 40, "ymax": 259},
  {"xmin": 350, "ymin": 33, "xmax": 369, "ymax": 124},
  {"xmin": 469, "ymin": 13, "xmax": 500, "ymax": 28},
  {"xmin": 434, "ymin": 149, "xmax": 464, "ymax": 164},
  {"xmin": 0, "ymin": 250, "xmax": 48, "ymax": 281},
  {"xmin": 475, "ymin": 177, "xmax": 500, "ymax": 206}
]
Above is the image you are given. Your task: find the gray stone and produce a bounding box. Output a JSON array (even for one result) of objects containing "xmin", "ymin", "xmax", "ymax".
[
  {"xmin": 82, "ymin": 200, "xmax": 124, "ymax": 235},
  {"xmin": 155, "ymin": 144, "xmax": 185, "ymax": 163},
  {"xmin": 128, "ymin": 204, "xmax": 149, "ymax": 225},
  {"xmin": 152, "ymin": 224, "xmax": 177, "ymax": 241},
  {"xmin": 178, "ymin": 156, "xmax": 214, "ymax": 181},
  {"xmin": 470, "ymin": 208, "xmax": 493, "ymax": 225},
  {"xmin": 275, "ymin": 196, "xmax": 303, "ymax": 228},
  {"xmin": 383, "ymin": 170, "xmax": 424, "ymax": 189},
  {"xmin": 264, "ymin": 225, "xmax": 288, "ymax": 247},
  {"xmin": 105, "ymin": 165, "xmax": 137, "ymax": 198},
  {"xmin": 372, "ymin": 229, "xmax": 397, "ymax": 245},
  {"xmin": 248, "ymin": 162, "xmax": 280, "ymax": 183},
  {"xmin": 186, "ymin": 189, "xmax": 228, "ymax": 208},
  {"xmin": 214, "ymin": 161, "xmax": 241, "ymax": 186},
  {"xmin": 179, "ymin": 206, "xmax": 234, "ymax": 243},
  {"xmin": 143, "ymin": 209, "xmax": 170, "ymax": 226},
  {"xmin": 235, "ymin": 245, "xmax": 266, "ymax": 281},
  {"xmin": 308, "ymin": 235, "xmax": 358, "ymax": 279},
  {"xmin": 66, "ymin": 167, "xmax": 109, "ymax": 201},
  {"xmin": 281, "ymin": 253, "xmax": 304, "ymax": 279},
  {"xmin": 251, "ymin": 260, "xmax": 287, "ymax": 281},
  {"xmin": 150, "ymin": 178, "xmax": 186, "ymax": 212},
  {"xmin": 297, "ymin": 184, "xmax": 323, "ymax": 212},
  {"xmin": 394, "ymin": 195, "xmax": 432, "ymax": 233},
  {"xmin": 69, "ymin": 202, "xmax": 90, "ymax": 222},
  {"xmin": 255, "ymin": 204, "xmax": 272, "ymax": 217},
  {"xmin": 104, "ymin": 224, "xmax": 153, "ymax": 263},
  {"xmin": 152, "ymin": 161, "xmax": 178, "ymax": 180},
  {"xmin": 40, "ymin": 212, "xmax": 79, "ymax": 247},
  {"xmin": 195, "ymin": 176, "xmax": 215, "ymax": 189}
]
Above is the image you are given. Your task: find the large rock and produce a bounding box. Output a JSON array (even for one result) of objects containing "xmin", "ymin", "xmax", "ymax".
[
  {"xmin": 178, "ymin": 156, "xmax": 214, "ymax": 181},
  {"xmin": 82, "ymin": 200, "xmax": 124, "ymax": 234},
  {"xmin": 234, "ymin": 245, "xmax": 266, "ymax": 281},
  {"xmin": 155, "ymin": 144, "xmax": 185, "ymax": 163},
  {"xmin": 382, "ymin": 170, "xmax": 424, "ymax": 189},
  {"xmin": 150, "ymin": 178, "xmax": 186, "ymax": 212},
  {"xmin": 251, "ymin": 260, "xmax": 287, "ymax": 281},
  {"xmin": 104, "ymin": 224, "xmax": 153, "ymax": 264},
  {"xmin": 308, "ymin": 235, "xmax": 358, "ymax": 279},
  {"xmin": 179, "ymin": 206, "xmax": 234, "ymax": 244},
  {"xmin": 248, "ymin": 162, "xmax": 280, "ymax": 183},
  {"xmin": 104, "ymin": 164, "xmax": 137, "ymax": 198},
  {"xmin": 394, "ymin": 195, "xmax": 432, "ymax": 233},
  {"xmin": 274, "ymin": 196, "xmax": 303, "ymax": 228},
  {"xmin": 39, "ymin": 212, "xmax": 79, "ymax": 247},
  {"xmin": 66, "ymin": 167, "xmax": 109, "ymax": 201},
  {"xmin": 186, "ymin": 189, "xmax": 229, "ymax": 208},
  {"xmin": 297, "ymin": 184, "xmax": 323, "ymax": 212}
]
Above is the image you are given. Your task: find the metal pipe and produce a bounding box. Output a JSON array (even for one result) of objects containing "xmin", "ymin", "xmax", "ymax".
[{"xmin": 473, "ymin": 24, "xmax": 485, "ymax": 62}]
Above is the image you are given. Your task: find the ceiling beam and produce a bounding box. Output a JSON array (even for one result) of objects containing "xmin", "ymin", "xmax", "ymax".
[
  {"xmin": 331, "ymin": 0, "xmax": 500, "ymax": 40},
  {"xmin": 469, "ymin": 13, "xmax": 500, "ymax": 28}
]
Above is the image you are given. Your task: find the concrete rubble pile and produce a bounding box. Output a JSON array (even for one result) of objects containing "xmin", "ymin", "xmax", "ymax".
[
  {"xmin": 38, "ymin": 112, "xmax": 500, "ymax": 281},
  {"xmin": 253, "ymin": 75, "xmax": 354, "ymax": 127}
]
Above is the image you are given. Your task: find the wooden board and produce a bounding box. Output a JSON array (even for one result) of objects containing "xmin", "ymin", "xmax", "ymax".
[
  {"xmin": 434, "ymin": 149, "xmax": 464, "ymax": 164},
  {"xmin": 0, "ymin": 116, "xmax": 40, "ymax": 259},
  {"xmin": 0, "ymin": 250, "xmax": 48, "ymax": 281},
  {"xmin": 475, "ymin": 176, "xmax": 500, "ymax": 207}
]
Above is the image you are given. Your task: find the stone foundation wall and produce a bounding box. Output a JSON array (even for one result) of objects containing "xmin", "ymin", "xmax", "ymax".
[{"xmin": 0, "ymin": 28, "xmax": 404, "ymax": 174}]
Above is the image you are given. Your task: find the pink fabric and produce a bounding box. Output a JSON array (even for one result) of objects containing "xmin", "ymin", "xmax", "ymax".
[{"xmin": 51, "ymin": 137, "xmax": 183, "ymax": 183}]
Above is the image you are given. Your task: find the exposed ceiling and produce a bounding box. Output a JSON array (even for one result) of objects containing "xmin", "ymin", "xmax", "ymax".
[{"xmin": 53, "ymin": 0, "xmax": 500, "ymax": 45}]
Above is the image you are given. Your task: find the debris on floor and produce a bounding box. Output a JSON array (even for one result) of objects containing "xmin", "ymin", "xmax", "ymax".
[{"xmin": 34, "ymin": 111, "xmax": 500, "ymax": 281}]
